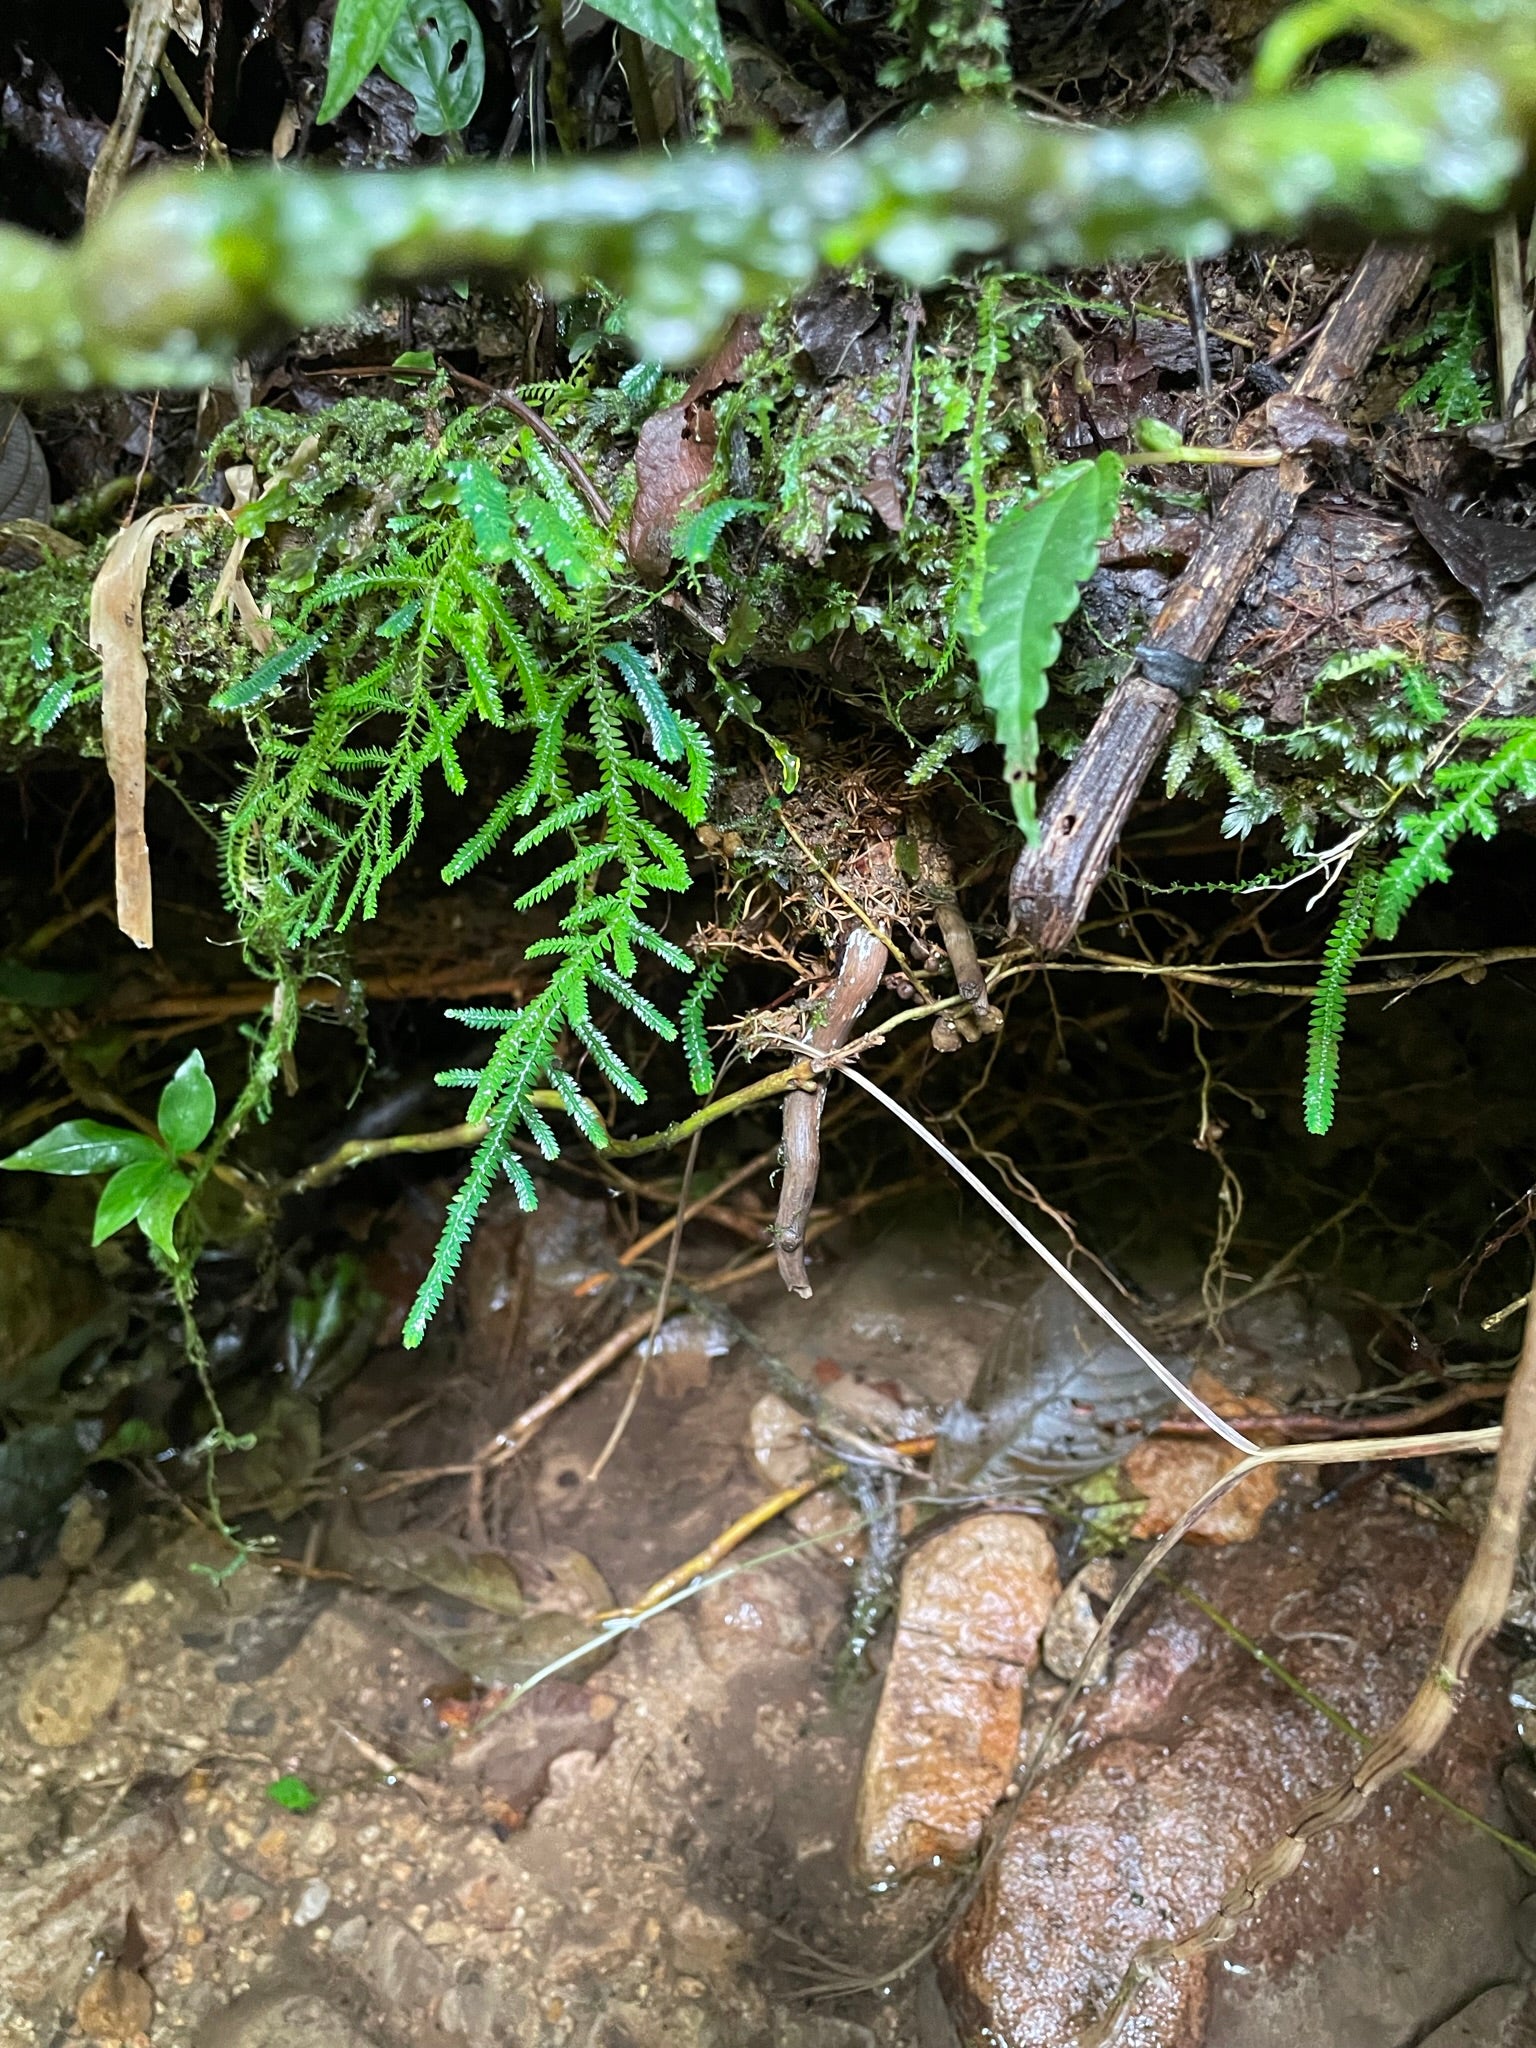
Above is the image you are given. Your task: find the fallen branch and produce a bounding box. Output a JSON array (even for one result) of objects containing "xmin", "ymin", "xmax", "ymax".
[{"xmin": 1009, "ymin": 243, "xmax": 1433, "ymax": 954}]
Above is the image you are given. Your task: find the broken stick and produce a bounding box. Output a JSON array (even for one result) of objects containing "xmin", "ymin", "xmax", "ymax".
[{"xmin": 1009, "ymin": 243, "xmax": 1432, "ymax": 955}]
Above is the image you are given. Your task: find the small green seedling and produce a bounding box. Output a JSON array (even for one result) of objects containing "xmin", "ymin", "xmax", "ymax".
[{"xmin": 0, "ymin": 1048, "xmax": 216, "ymax": 1260}]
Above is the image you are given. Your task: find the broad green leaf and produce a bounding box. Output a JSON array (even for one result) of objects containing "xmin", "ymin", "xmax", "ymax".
[
  {"xmin": 381, "ymin": 0, "xmax": 486, "ymax": 136},
  {"xmin": 93, "ymin": 1159, "xmax": 173, "ymax": 1245},
  {"xmin": 157, "ymin": 1048, "xmax": 217, "ymax": 1154},
  {"xmin": 317, "ymin": 0, "xmax": 411, "ymax": 125},
  {"xmin": 448, "ymin": 457, "xmax": 514, "ymax": 563},
  {"xmin": 1, "ymin": 1119, "xmax": 163, "ymax": 1176},
  {"xmin": 211, "ymin": 630, "xmax": 326, "ymax": 713},
  {"xmin": 138, "ymin": 1170, "xmax": 193, "ymax": 1259},
  {"xmin": 967, "ymin": 453, "xmax": 1123, "ymax": 839},
  {"xmin": 587, "ymin": 0, "xmax": 731, "ymax": 96}
]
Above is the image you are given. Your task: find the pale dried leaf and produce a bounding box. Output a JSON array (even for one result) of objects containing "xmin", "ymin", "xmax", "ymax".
[{"xmin": 90, "ymin": 505, "xmax": 213, "ymax": 950}]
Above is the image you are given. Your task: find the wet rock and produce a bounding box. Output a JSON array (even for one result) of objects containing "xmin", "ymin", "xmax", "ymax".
[
  {"xmin": 291, "ymin": 1876, "xmax": 330, "ymax": 1926},
  {"xmin": 773, "ymin": 2016, "xmax": 879, "ymax": 2047},
  {"xmin": 0, "ymin": 1807, "xmax": 177, "ymax": 2017},
  {"xmin": 447, "ymin": 1677, "xmax": 617, "ymax": 1826},
  {"xmin": 0, "ymin": 1227, "xmax": 106, "ymax": 1384},
  {"xmin": 17, "ymin": 1628, "xmax": 126, "ymax": 1745},
  {"xmin": 224, "ymin": 1693, "xmax": 276, "ymax": 1738},
  {"xmin": 696, "ymin": 1566, "xmax": 816, "ymax": 1671},
  {"xmin": 75, "ymin": 1959, "xmax": 153, "ymax": 2043},
  {"xmin": 1041, "ymin": 1557, "xmax": 1119, "ymax": 1681},
  {"xmin": 208, "ymin": 1586, "xmax": 330, "ymax": 1681},
  {"xmin": 1207, "ymin": 1832, "xmax": 1526, "ymax": 2047},
  {"xmin": 749, "ymin": 1392, "xmax": 866, "ymax": 1566},
  {"xmin": 330, "ymin": 1914, "xmax": 369, "ymax": 1956},
  {"xmin": 854, "ymin": 1514, "xmax": 1059, "ymax": 1881},
  {"xmin": 196, "ymin": 1988, "xmax": 382, "ymax": 2048},
  {"xmin": 1201, "ymin": 1292, "xmax": 1359, "ymax": 1406},
  {"xmin": 0, "ymin": 1554, "xmax": 69, "ymax": 1652},
  {"xmin": 360, "ymin": 1916, "xmax": 448, "ymax": 2013},
  {"xmin": 1122, "ymin": 1371, "xmax": 1280, "ymax": 1545},
  {"xmin": 946, "ymin": 1490, "xmax": 1512, "ymax": 2048},
  {"xmin": 57, "ymin": 1487, "xmax": 108, "ymax": 1570},
  {"xmin": 749, "ymin": 1222, "xmax": 1013, "ymax": 1409},
  {"xmin": 1414, "ymin": 1983, "xmax": 1527, "ymax": 2048}
]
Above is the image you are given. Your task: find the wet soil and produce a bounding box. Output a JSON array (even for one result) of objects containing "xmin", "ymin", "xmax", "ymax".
[{"xmin": 0, "ymin": 1215, "xmax": 1531, "ymax": 2048}]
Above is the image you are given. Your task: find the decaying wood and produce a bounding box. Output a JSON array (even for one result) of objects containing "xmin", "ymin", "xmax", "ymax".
[
  {"xmin": 774, "ymin": 925, "xmax": 890, "ymax": 1297},
  {"xmin": 1009, "ymin": 244, "xmax": 1432, "ymax": 955}
]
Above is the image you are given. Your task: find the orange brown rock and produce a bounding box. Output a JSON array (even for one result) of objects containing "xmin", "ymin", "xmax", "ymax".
[
  {"xmin": 1124, "ymin": 1368, "xmax": 1280, "ymax": 1544},
  {"xmin": 853, "ymin": 1514, "xmax": 1060, "ymax": 1881},
  {"xmin": 945, "ymin": 1488, "xmax": 1510, "ymax": 2048}
]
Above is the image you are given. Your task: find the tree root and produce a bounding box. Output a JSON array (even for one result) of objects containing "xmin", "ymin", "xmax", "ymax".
[{"xmin": 773, "ymin": 925, "xmax": 890, "ymax": 1297}]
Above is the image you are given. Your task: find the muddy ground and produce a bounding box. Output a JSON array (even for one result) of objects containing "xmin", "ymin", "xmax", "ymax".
[{"xmin": 0, "ymin": 1204, "xmax": 1532, "ymax": 2048}]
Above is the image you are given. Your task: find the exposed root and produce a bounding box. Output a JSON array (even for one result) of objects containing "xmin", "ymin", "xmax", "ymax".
[{"xmin": 774, "ymin": 925, "xmax": 890, "ymax": 1296}]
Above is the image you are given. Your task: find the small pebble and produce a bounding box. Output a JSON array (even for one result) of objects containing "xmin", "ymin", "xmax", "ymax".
[
  {"xmin": 331, "ymin": 1915, "xmax": 369, "ymax": 1956},
  {"xmin": 292, "ymin": 1878, "xmax": 331, "ymax": 1928}
]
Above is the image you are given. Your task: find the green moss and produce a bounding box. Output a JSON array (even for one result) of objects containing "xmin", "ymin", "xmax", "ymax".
[{"xmin": 0, "ymin": 544, "xmax": 101, "ymax": 753}]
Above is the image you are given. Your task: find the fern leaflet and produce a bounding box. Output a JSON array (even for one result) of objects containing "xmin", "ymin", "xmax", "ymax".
[{"xmin": 1303, "ymin": 858, "xmax": 1379, "ymax": 1137}]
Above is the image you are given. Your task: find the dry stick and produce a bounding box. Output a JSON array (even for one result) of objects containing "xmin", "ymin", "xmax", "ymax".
[
  {"xmin": 1009, "ymin": 243, "xmax": 1432, "ymax": 955},
  {"xmin": 615, "ymin": 1433, "xmax": 938, "ymax": 1616},
  {"xmin": 775, "ymin": 928, "xmax": 891, "ymax": 1297},
  {"xmin": 1078, "ymin": 1288, "xmax": 1536, "ymax": 2046},
  {"xmin": 86, "ymin": 0, "xmax": 178, "ymax": 222},
  {"xmin": 1155, "ymin": 1376, "xmax": 1509, "ymax": 1439}
]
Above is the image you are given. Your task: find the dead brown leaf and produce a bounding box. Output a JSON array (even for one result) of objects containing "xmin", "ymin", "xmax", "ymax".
[
  {"xmin": 90, "ymin": 504, "xmax": 213, "ymax": 950},
  {"xmin": 625, "ymin": 402, "xmax": 718, "ymax": 583}
]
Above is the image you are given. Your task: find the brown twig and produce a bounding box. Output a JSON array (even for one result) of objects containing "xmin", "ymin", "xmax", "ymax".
[
  {"xmin": 1009, "ymin": 243, "xmax": 1432, "ymax": 954},
  {"xmin": 87, "ymin": 0, "xmax": 178, "ymax": 222},
  {"xmin": 448, "ymin": 368, "xmax": 612, "ymax": 526},
  {"xmin": 615, "ymin": 1434, "xmax": 937, "ymax": 1616},
  {"xmin": 774, "ymin": 927, "xmax": 890, "ymax": 1297},
  {"xmin": 1154, "ymin": 1377, "xmax": 1508, "ymax": 1439}
]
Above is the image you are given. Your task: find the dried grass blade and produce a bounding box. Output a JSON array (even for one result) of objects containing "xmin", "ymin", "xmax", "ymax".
[{"xmin": 90, "ymin": 504, "xmax": 210, "ymax": 950}]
